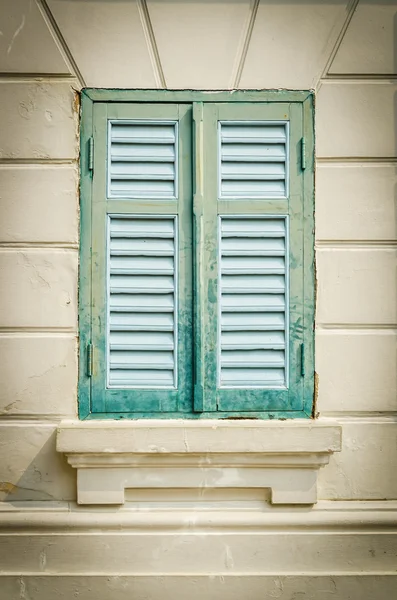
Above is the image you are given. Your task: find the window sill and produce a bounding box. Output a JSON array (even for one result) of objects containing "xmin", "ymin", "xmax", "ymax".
[{"xmin": 57, "ymin": 419, "xmax": 342, "ymax": 506}]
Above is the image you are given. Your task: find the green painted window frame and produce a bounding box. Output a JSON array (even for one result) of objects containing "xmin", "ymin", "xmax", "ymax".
[{"xmin": 79, "ymin": 89, "xmax": 315, "ymax": 420}]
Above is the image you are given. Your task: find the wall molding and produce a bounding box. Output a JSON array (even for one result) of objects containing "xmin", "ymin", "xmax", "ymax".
[
  {"xmin": 57, "ymin": 419, "xmax": 341, "ymax": 505},
  {"xmin": 0, "ymin": 500, "xmax": 396, "ymax": 530}
]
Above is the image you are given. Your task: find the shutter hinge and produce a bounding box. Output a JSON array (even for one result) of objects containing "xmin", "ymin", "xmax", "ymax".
[
  {"xmin": 88, "ymin": 137, "xmax": 94, "ymax": 174},
  {"xmin": 301, "ymin": 137, "xmax": 306, "ymax": 170},
  {"xmin": 86, "ymin": 343, "xmax": 93, "ymax": 377},
  {"xmin": 300, "ymin": 343, "xmax": 305, "ymax": 377}
]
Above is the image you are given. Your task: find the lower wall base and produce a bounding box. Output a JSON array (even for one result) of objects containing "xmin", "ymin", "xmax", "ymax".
[
  {"xmin": 1, "ymin": 575, "xmax": 397, "ymax": 600},
  {"xmin": 0, "ymin": 501, "xmax": 396, "ymax": 600}
]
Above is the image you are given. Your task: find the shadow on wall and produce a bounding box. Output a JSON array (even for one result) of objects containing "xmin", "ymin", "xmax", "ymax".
[{"xmin": 0, "ymin": 430, "xmax": 75, "ymax": 503}]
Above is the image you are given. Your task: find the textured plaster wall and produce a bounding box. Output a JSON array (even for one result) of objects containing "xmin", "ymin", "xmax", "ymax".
[{"xmin": 0, "ymin": 1, "xmax": 396, "ymax": 598}]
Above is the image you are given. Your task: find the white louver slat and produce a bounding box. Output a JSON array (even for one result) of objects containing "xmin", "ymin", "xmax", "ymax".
[
  {"xmin": 219, "ymin": 217, "xmax": 288, "ymax": 388},
  {"xmin": 219, "ymin": 122, "xmax": 288, "ymax": 198},
  {"xmin": 108, "ymin": 122, "xmax": 178, "ymax": 198},
  {"xmin": 107, "ymin": 216, "xmax": 177, "ymax": 388}
]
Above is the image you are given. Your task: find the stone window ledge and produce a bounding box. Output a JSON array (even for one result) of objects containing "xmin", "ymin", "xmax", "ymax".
[{"xmin": 57, "ymin": 419, "xmax": 342, "ymax": 506}]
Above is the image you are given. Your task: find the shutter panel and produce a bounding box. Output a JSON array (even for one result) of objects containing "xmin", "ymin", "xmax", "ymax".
[
  {"xmin": 197, "ymin": 101, "xmax": 312, "ymax": 415},
  {"xmin": 219, "ymin": 217, "xmax": 288, "ymax": 388},
  {"xmin": 219, "ymin": 122, "xmax": 288, "ymax": 198},
  {"xmin": 88, "ymin": 103, "xmax": 192, "ymax": 414},
  {"xmin": 109, "ymin": 122, "xmax": 177, "ymax": 198},
  {"xmin": 108, "ymin": 216, "xmax": 177, "ymax": 388}
]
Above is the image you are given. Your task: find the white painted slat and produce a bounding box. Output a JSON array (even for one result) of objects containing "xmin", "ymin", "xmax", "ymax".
[
  {"xmin": 221, "ymin": 274, "xmax": 285, "ymax": 293},
  {"xmin": 110, "ymin": 370, "xmax": 175, "ymax": 386},
  {"xmin": 222, "ymin": 312, "xmax": 285, "ymax": 330},
  {"xmin": 109, "ymin": 122, "xmax": 177, "ymax": 198},
  {"xmin": 110, "ymin": 351, "xmax": 174, "ymax": 369},
  {"xmin": 222, "ymin": 294, "xmax": 285, "ymax": 312},
  {"xmin": 110, "ymin": 294, "xmax": 174, "ymax": 312},
  {"xmin": 222, "ymin": 256, "xmax": 285, "ymax": 273},
  {"xmin": 221, "ymin": 349, "xmax": 285, "ymax": 368},
  {"xmin": 110, "ymin": 218, "xmax": 174, "ymax": 236},
  {"xmin": 110, "ymin": 255, "xmax": 174, "ymax": 274},
  {"xmin": 221, "ymin": 124, "xmax": 286, "ymax": 142},
  {"xmin": 221, "ymin": 330, "xmax": 285, "ymax": 350},
  {"xmin": 108, "ymin": 216, "xmax": 177, "ymax": 388},
  {"xmin": 219, "ymin": 122, "xmax": 288, "ymax": 198},
  {"xmin": 221, "ymin": 218, "xmax": 286, "ymax": 236},
  {"xmin": 221, "ymin": 144, "xmax": 286, "ymax": 161},
  {"xmin": 110, "ymin": 237, "xmax": 174, "ymax": 255},
  {"xmin": 110, "ymin": 331, "xmax": 174, "ymax": 351},
  {"xmin": 219, "ymin": 217, "xmax": 288, "ymax": 388},
  {"xmin": 109, "ymin": 312, "xmax": 174, "ymax": 331},
  {"xmin": 221, "ymin": 368, "xmax": 285, "ymax": 386},
  {"xmin": 110, "ymin": 274, "xmax": 174, "ymax": 294}
]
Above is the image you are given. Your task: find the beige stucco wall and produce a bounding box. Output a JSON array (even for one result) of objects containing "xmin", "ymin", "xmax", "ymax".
[{"xmin": 0, "ymin": 1, "xmax": 396, "ymax": 598}]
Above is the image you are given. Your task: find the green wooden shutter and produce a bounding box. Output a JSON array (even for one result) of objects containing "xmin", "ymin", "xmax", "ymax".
[
  {"xmin": 79, "ymin": 93, "xmax": 314, "ymax": 420},
  {"xmin": 194, "ymin": 102, "xmax": 314, "ymax": 414},
  {"xmin": 89, "ymin": 103, "xmax": 193, "ymax": 415}
]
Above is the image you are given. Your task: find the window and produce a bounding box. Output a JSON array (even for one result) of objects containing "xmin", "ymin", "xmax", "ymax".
[{"xmin": 79, "ymin": 90, "xmax": 314, "ymax": 419}]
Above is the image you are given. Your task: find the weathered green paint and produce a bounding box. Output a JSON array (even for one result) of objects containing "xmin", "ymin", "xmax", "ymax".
[
  {"xmin": 88, "ymin": 102, "xmax": 193, "ymax": 414},
  {"xmin": 79, "ymin": 89, "xmax": 315, "ymax": 420},
  {"xmin": 78, "ymin": 91, "xmax": 94, "ymax": 420},
  {"xmin": 302, "ymin": 95, "xmax": 316, "ymax": 418},
  {"xmin": 82, "ymin": 89, "xmax": 311, "ymax": 104},
  {"xmin": 84, "ymin": 410, "xmax": 311, "ymax": 420},
  {"xmin": 192, "ymin": 102, "xmax": 206, "ymax": 412}
]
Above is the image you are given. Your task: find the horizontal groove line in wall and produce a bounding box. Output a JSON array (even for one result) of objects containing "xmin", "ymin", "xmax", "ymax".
[
  {"xmin": 316, "ymin": 239, "xmax": 397, "ymax": 249},
  {"xmin": 316, "ymin": 157, "xmax": 397, "ymax": 164},
  {"xmin": 316, "ymin": 324, "xmax": 397, "ymax": 331},
  {"xmin": 0, "ymin": 420, "xmax": 60, "ymax": 427},
  {"xmin": 0, "ymin": 74, "xmax": 78, "ymax": 81},
  {"xmin": 320, "ymin": 76, "xmax": 397, "ymax": 84},
  {"xmin": 0, "ymin": 248, "xmax": 78, "ymax": 255},
  {"xmin": 0, "ymin": 159, "xmax": 77, "ymax": 166},
  {"xmin": 0, "ymin": 327, "xmax": 77, "ymax": 334},
  {"xmin": 0, "ymin": 332, "xmax": 76, "ymax": 339},
  {"xmin": 320, "ymin": 412, "xmax": 397, "ymax": 420},
  {"xmin": 0, "ymin": 243, "xmax": 78, "ymax": 249},
  {"xmin": 315, "ymin": 242, "xmax": 397, "ymax": 249},
  {"xmin": 0, "ymin": 572, "xmax": 397, "ymax": 577},
  {"xmin": 0, "ymin": 415, "xmax": 72, "ymax": 422}
]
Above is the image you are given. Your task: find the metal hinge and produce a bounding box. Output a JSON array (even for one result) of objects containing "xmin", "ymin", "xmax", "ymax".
[
  {"xmin": 300, "ymin": 343, "xmax": 305, "ymax": 377},
  {"xmin": 86, "ymin": 343, "xmax": 93, "ymax": 377},
  {"xmin": 88, "ymin": 137, "xmax": 94, "ymax": 174},
  {"xmin": 301, "ymin": 137, "xmax": 306, "ymax": 170}
]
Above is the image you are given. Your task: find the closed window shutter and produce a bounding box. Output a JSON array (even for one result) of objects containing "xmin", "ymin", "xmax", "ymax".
[
  {"xmin": 195, "ymin": 102, "xmax": 312, "ymax": 414},
  {"xmin": 89, "ymin": 103, "xmax": 192, "ymax": 415},
  {"xmin": 81, "ymin": 95, "xmax": 314, "ymax": 419}
]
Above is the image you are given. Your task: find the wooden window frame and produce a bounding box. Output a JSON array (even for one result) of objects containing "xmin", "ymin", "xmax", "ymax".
[{"xmin": 79, "ymin": 89, "xmax": 315, "ymax": 420}]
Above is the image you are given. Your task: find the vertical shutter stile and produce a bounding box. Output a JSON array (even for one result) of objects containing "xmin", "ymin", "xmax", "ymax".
[{"xmin": 210, "ymin": 102, "xmax": 307, "ymax": 413}]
